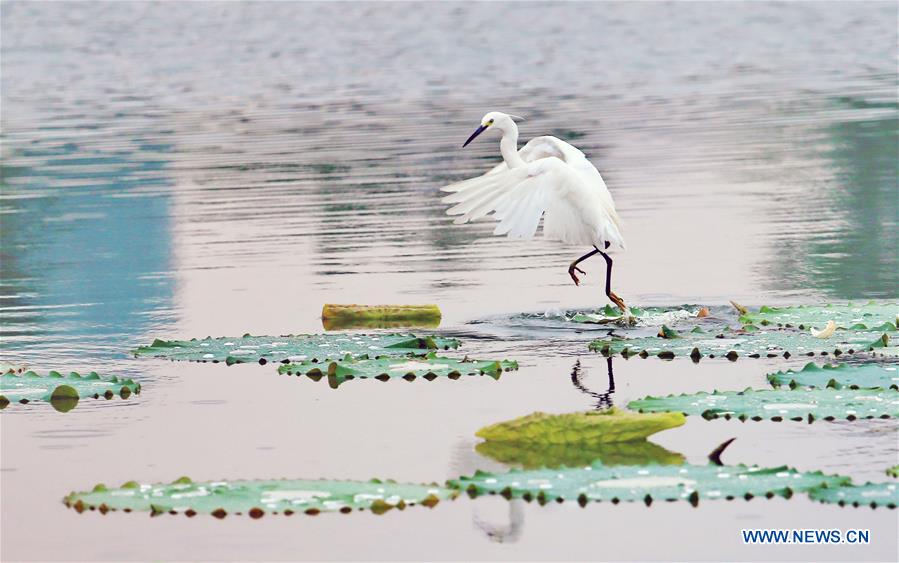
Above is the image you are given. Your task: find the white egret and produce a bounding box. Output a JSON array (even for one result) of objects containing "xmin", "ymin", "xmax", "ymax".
[{"xmin": 441, "ymin": 111, "xmax": 628, "ymax": 313}]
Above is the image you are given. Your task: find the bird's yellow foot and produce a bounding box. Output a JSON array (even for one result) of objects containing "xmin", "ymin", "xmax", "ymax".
[
  {"xmin": 608, "ymin": 290, "xmax": 627, "ymax": 312},
  {"xmin": 568, "ymin": 263, "xmax": 586, "ymax": 286},
  {"xmin": 609, "ymin": 291, "xmax": 636, "ymax": 326}
]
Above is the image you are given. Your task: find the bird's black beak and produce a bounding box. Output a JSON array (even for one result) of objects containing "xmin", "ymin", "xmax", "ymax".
[{"xmin": 462, "ymin": 124, "xmax": 488, "ymax": 148}]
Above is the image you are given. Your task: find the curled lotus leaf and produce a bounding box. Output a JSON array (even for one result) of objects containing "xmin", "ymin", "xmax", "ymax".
[
  {"xmin": 278, "ymin": 352, "xmax": 518, "ymax": 388},
  {"xmin": 448, "ymin": 463, "xmax": 849, "ymax": 505},
  {"xmin": 322, "ymin": 304, "xmax": 441, "ymax": 331},
  {"xmin": 476, "ymin": 408, "xmax": 685, "ymax": 444},
  {"xmin": 0, "ymin": 370, "xmax": 140, "ymax": 410},
  {"xmin": 475, "ymin": 439, "xmax": 685, "ymax": 469},
  {"xmin": 590, "ymin": 328, "xmax": 896, "ymax": 360},
  {"xmin": 65, "ymin": 477, "xmax": 459, "ymax": 517},
  {"xmin": 767, "ymin": 362, "xmax": 899, "ymax": 390},
  {"xmin": 887, "ymin": 466, "xmax": 898, "ymax": 478},
  {"xmin": 627, "ymin": 388, "xmax": 899, "ymax": 422},
  {"xmin": 134, "ymin": 333, "xmax": 461, "ymax": 365},
  {"xmin": 738, "ymin": 302, "xmax": 899, "ymax": 331},
  {"xmin": 808, "ymin": 482, "xmax": 897, "ymax": 509}
]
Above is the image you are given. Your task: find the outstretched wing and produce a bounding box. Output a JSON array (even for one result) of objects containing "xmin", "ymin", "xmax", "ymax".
[
  {"xmin": 442, "ymin": 137, "xmax": 625, "ymax": 248},
  {"xmin": 442, "ymin": 158, "xmax": 558, "ymax": 238}
]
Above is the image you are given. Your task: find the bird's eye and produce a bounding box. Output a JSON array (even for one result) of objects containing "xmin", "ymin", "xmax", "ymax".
[{"xmin": 488, "ymin": 119, "xmax": 494, "ymax": 124}]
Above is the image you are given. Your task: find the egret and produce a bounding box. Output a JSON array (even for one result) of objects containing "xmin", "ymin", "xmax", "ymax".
[{"xmin": 441, "ymin": 111, "xmax": 629, "ymax": 313}]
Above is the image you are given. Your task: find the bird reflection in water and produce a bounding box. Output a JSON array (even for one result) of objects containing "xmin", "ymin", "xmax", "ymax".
[
  {"xmin": 470, "ymin": 357, "xmax": 618, "ymax": 543},
  {"xmin": 570, "ymin": 357, "xmax": 615, "ymax": 410},
  {"xmin": 473, "ymin": 501, "xmax": 525, "ymax": 544}
]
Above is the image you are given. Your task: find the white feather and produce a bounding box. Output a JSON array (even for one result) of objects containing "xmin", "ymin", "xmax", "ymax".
[{"xmin": 442, "ymin": 127, "xmax": 625, "ymax": 250}]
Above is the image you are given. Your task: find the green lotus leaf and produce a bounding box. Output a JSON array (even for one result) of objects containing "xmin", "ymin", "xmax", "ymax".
[
  {"xmin": 475, "ymin": 439, "xmax": 685, "ymax": 469},
  {"xmin": 448, "ymin": 463, "xmax": 849, "ymax": 505},
  {"xmin": 657, "ymin": 325, "xmax": 681, "ymax": 339},
  {"xmin": 476, "ymin": 408, "xmax": 685, "ymax": 444},
  {"xmin": 49, "ymin": 385, "xmax": 80, "ymax": 413},
  {"xmin": 627, "ymin": 388, "xmax": 899, "ymax": 422},
  {"xmin": 872, "ymin": 346, "xmax": 899, "ymax": 358},
  {"xmin": 887, "ymin": 466, "xmax": 898, "ymax": 478},
  {"xmin": 0, "ymin": 371, "xmax": 140, "ymax": 410},
  {"xmin": 590, "ymin": 328, "xmax": 896, "ymax": 360},
  {"xmin": 808, "ymin": 482, "xmax": 897, "ymax": 509},
  {"xmin": 65, "ymin": 477, "xmax": 459, "ymax": 517},
  {"xmin": 278, "ymin": 353, "xmax": 518, "ymax": 388},
  {"xmin": 739, "ymin": 302, "xmax": 898, "ymax": 331},
  {"xmin": 767, "ymin": 362, "xmax": 899, "ymax": 390},
  {"xmin": 134, "ymin": 333, "xmax": 461, "ymax": 365}
]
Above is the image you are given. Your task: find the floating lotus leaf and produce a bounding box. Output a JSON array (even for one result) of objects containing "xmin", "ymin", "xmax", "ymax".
[
  {"xmin": 278, "ymin": 352, "xmax": 518, "ymax": 388},
  {"xmin": 627, "ymin": 388, "xmax": 899, "ymax": 422},
  {"xmin": 738, "ymin": 302, "xmax": 898, "ymax": 331},
  {"xmin": 448, "ymin": 463, "xmax": 849, "ymax": 505},
  {"xmin": 590, "ymin": 328, "xmax": 895, "ymax": 360},
  {"xmin": 0, "ymin": 370, "xmax": 140, "ymax": 410},
  {"xmin": 569, "ymin": 305, "xmax": 707, "ymax": 326},
  {"xmin": 322, "ymin": 304, "xmax": 441, "ymax": 331},
  {"xmin": 134, "ymin": 333, "xmax": 461, "ymax": 365},
  {"xmin": 475, "ymin": 439, "xmax": 685, "ymax": 469},
  {"xmin": 65, "ymin": 477, "xmax": 459, "ymax": 518},
  {"xmin": 887, "ymin": 466, "xmax": 898, "ymax": 478},
  {"xmin": 767, "ymin": 362, "xmax": 899, "ymax": 390},
  {"xmin": 476, "ymin": 408, "xmax": 685, "ymax": 444},
  {"xmin": 869, "ymin": 345, "xmax": 899, "ymax": 358},
  {"xmin": 808, "ymin": 482, "xmax": 897, "ymax": 509}
]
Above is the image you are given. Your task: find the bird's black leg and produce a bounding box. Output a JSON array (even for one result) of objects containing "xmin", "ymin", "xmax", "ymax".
[
  {"xmin": 597, "ymin": 242, "xmax": 628, "ymax": 313},
  {"xmin": 568, "ymin": 248, "xmax": 600, "ymax": 286}
]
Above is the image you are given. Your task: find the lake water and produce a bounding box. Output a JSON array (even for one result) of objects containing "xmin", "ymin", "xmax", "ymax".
[{"xmin": 1, "ymin": 2, "xmax": 897, "ymax": 561}]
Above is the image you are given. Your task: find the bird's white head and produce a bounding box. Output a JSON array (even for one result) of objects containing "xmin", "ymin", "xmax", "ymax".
[{"xmin": 462, "ymin": 111, "xmax": 524, "ymax": 147}]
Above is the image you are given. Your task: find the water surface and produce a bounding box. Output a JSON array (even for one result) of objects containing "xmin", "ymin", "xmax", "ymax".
[{"xmin": 2, "ymin": 2, "xmax": 897, "ymax": 561}]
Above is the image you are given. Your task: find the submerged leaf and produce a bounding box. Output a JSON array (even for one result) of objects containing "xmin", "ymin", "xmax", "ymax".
[
  {"xmin": 475, "ymin": 439, "xmax": 685, "ymax": 469},
  {"xmin": 738, "ymin": 302, "xmax": 899, "ymax": 331},
  {"xmin": 590, "ymin": 328, "xmax": 896, "ymax": 360},
  {"xmin": 278, "ymin": 353, "xmax": 517, "ymax": 388},
  {"xmin": 569, "ymin": 305, "xmax": 704, "ymax": 326},
  {"xmin": 627, "ymin": 388, "xmax": 899, "ymax": 422},
  {"xmin": 0, "ymin": 371, "xmax": 140, "ymax": 410},
  {"xmin": 448, "ymin": 463, "xmax": 849, "ymax": 504},
  {"xmin": 65, "ymin": 478, "xmax": 459, "ymax": 517},
  {"xmin": 767, "ymin": 362, "xmax": 899, "ymax": 390},
  {"xmin": 134, "ymin": 333, "xmax": 461, "ymax": 365},
  {"xmin": 476, "ymin": 408, "xmax": 685, "ymax": 444},
  {"xmin": 808, "ymin": 482, "xmax": 897, "ymax": 509}
]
